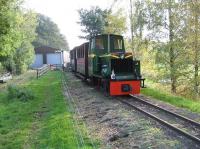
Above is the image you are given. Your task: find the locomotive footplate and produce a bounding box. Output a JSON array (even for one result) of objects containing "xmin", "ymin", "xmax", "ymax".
[{"xmin": 110, "ymin": 80, "xmax": 140, "ymax": 96}]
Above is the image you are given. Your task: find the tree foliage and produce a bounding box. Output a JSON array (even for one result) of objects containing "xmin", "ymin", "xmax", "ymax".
[
  {"xmin": 78, "ymin": 6, "xmax": 107, "ymax": 39},
  {"xmin": 78, "ymin": 6, "xmax": 127, "ymax": 39},
  {"xmin": 113, "ymin": 0, "xmax": 200, "ymax": 99},
  {"xmin": 128, "ymin": 0, "xmax": 149, "ymax": 58},
  {"xmin": 14, "ymin": 11, "xmax": 37, "ymax": 74},
  {"xmin": 104, "ymin": 9, "xmax": 127, "ymax": 34},
  {"xmin": 0, "ymin": 0, "xmax": 22, "ymax": 58},
  {"xmin": 182, "ymin": 0, "xmax": 200, "ymax": 97},
  {"xmin": 142, "ymin": 0, "xmax": 200, "ymax": 96},
  {"xmin": 0, "ymin": 0, "xmax": 37, "ymax": 74},
  {"xmin": 147, "ymin": 0, "xmax": 183, "ymax": 93},
  {"xmin": 33, "ymin": 14, "xmax": 69, "ymax": 51}
]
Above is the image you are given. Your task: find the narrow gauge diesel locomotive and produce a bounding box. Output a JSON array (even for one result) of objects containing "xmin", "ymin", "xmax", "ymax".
[{"xmin": 70, "ymin": 34, "xmax": 144, "ymax": 96}]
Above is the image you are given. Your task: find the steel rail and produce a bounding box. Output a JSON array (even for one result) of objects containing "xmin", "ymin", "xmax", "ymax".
[
  {"xmin": 130, "ymin": 94, "xmax": 200, "ymax": 128},
  {"xmin": 62, "ymin": 72, "xmax": 98, "ymax": 149},
  {"xmin": 118, "ymin": 98, "xmax": 200, "ymax": 145}
]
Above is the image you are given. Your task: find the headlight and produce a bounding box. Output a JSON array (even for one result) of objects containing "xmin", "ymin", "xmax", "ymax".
[
  {"xmin": 120, "ymin": 54, "xmax": 125, "ymax": 59},
  {"xmin": 111, "ymin": 69, "xmax": 116, "ymax": 80}
]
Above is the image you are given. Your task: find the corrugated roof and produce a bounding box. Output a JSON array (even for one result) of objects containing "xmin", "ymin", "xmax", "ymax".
[{"xmin": 35, "ymin": 46, "xmax": 61, "ymax": 53}]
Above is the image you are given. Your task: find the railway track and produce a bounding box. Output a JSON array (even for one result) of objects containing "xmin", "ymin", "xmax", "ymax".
[{"xmin": 117, "ymin": 95, "xmax": 200, "ymax": 146}]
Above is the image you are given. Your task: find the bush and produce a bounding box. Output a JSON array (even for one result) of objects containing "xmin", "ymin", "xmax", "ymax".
[{"xmin": 7, "ymin": 85, "xmax": 34, "ymax": 102}]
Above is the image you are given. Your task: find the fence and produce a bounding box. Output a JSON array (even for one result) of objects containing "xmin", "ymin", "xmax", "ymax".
[
  {"xmin": 49, "ymin": 64, "xmax": 63, "ymax": 70},
  {"xmin": 37, "ymin": 64, "xmax": 50, "ymax": 79}
]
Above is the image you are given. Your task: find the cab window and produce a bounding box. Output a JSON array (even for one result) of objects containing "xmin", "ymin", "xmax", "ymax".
[
  {"xmin": 95, "ymin": 38, "xmax": 104, "ymax": 49},
  {"xmin": 114, "ymin": 38, "xmax": 122, "ymax": 50}
]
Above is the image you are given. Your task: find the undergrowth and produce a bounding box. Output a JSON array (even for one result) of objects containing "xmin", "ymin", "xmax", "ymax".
[
  {"xmin": 7, "ymin": 85, "xmax": 34, "ymax": 102},
  {"xmin": 141, "ymin": 87, "xmax": 200, "ymax": 113}
]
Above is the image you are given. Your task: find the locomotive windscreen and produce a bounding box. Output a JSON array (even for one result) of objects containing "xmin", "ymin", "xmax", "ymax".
[{"xmin": 111, "ymin": 59, "xmax": 133, "ymax": 73}]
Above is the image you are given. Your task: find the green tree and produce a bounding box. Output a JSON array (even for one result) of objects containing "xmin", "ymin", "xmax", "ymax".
[
  {"xmin": 0, "ymin": 0, "xmax": 22, "ymax": 58},
  {"xmin": 183, "ymin": 0, "xmax": 200, "ymax": 98},
  {"xmin": 78, "ymin": 6, "xmax": 106, "ymax": 39},
  {"xmin": 113, "ymin": 0, "xmax": 200, "ymax": 99},
  {"xmin": 78, "ymin": 6, "xmax": 127, "ymax": 39},
  {"xmin": 33, "ymin": 14, "xmax": 69, "ymax": 50},
  {"xmin": 0, "ymin": 0, "xmax": 37, "ymax": 74},
  {"xmin": 129, "ymin": 0, "xmax": 148, "ymax": 58},
  {"xmin": 14, "ymin": 11, "xmax": 37, "ymax": 74},
  {"xmin": 0, "ymin": 0, "xmax": 38, "ymax": 74},
  {"xmin": 146, "ymin": 0, "xmax": 186, "ymax": 93},
  {"xmin": 104, "ymin": 9, "xmax": 127, "ymax": 34}
]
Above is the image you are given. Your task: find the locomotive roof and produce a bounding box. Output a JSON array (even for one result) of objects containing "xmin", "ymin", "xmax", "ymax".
[
  {"xmin": 71, "ymin": 42, "xmax": 89, "ymax": 51},
  {"xmin": 70, "ymin": 34, "xmax": 124, "ymax": 51},
  {"xmin": 91, "ymin": 34, "xmax": 123, "ymax": 39},
  {"xmin": 35, "ymin": 46, "xmax": 61, "ymax": 54}
]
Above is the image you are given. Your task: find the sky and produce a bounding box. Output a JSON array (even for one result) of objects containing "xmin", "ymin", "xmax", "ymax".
[{"xmin": 24, "ymin": 0, "xmax": 114, "ymax": 49}]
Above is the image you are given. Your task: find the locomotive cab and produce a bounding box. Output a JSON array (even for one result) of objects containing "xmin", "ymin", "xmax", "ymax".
[
  {"xmin": 89, "ymin": 34, "xmax": 125, "ymax": 75},
  {"xmin": 89, "ymin": 35, "xmax": 140, "ymax": 78}
]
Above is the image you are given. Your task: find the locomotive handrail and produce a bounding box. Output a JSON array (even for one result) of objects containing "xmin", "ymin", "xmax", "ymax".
[{"xmin": 140, "ymin": 78, "xmax": 146, "ymax": 88}]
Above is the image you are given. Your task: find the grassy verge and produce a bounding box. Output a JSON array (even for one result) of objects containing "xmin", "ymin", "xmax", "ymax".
[
  {"xmin": 141, "ymin": 87, "xmax": 200, "ymax": 113},
  {"xmin": 0, "ymin": 70, "xmax": 36, "ymax": 92},
  {"xmin": 0, "ymin": 71, "xmax": 97, "ymax": 149}
]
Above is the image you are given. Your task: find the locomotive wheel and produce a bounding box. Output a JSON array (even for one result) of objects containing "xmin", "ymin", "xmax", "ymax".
[{"xmin": 89, "ymin": 77, "xmax": 97, "ymax": 86}]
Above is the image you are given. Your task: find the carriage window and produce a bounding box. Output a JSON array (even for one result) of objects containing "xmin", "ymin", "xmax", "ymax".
[
  {"xmin": 95, "ymin": 38, "xmax": 104, "ymax": 49},
  {"xmin": 114, "ymin": 39, "xmax": 122, "ymax": 49}
]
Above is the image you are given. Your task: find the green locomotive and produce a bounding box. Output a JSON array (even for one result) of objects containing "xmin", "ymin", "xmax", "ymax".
[{"xmin": 70, "ymin": 34, "xmax": 144, "ymax": 95}]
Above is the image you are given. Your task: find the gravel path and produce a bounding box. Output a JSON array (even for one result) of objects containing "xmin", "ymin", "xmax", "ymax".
[{"xmin": 64, "ymin": 72, "xmax": 200, "ymax": 149}]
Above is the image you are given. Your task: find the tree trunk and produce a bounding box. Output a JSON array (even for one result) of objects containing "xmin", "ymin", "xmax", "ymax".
[
  {"xmin": 130, "ymin": 0, "xmax": 135, "ymax": 59},
  {"xmin": 168, "ymin": 0, "xmax": 176, "ymax": 93},
  {"xmin": 170, "ymin": 46, "xmax": 176, "ymax": 93},
  {"xmin": 194, "ymin": 1, "xmax": 199, "ymax": 97},
  {"xmin": 194, "ymin": 51, "xmax": 199, "ymax": 96}
]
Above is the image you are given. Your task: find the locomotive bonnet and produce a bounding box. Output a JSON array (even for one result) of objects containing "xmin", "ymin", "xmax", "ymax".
[{"xmin": 70, "ymin": 34, "xmax": 144, "ymax": 95}]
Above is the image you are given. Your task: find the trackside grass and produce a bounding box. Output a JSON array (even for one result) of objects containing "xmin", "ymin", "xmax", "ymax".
[
  {"xmin": 0, "ymin": 71, "xmax": 97, "ymax": 149},
  {"xmin": 141, "ymin": 88, "xmax": 200, "ymax": 113}
]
